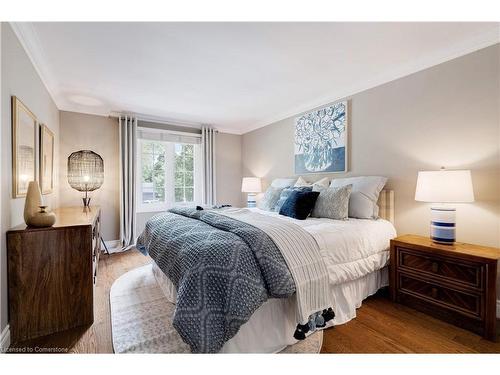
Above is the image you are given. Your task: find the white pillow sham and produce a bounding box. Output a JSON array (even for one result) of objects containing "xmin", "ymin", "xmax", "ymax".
[
  {"xmin": 271, "ymin": 178, "xmax": 297, "ymax": 189},
  {"xmin": 294, "ymin": 176, "xmax": 330, "ymax": 191},
  {"xmin": 330, "ymin": 176, "xmax": 387, "ymax": 219}
]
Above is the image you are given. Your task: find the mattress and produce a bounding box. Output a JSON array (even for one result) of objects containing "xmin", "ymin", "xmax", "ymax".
[{"xmin": 150, "ymin": 209, "xmax": 396, "ymax": 353}]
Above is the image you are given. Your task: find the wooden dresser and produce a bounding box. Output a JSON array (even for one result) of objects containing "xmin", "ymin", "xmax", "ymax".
[
  {"xmin": 7, "ymin": 206, "xmax": 102, "ymax": 343},
  {"xmin": 390, "ymin": 234, "xmax": 500, "ymax": 341}
]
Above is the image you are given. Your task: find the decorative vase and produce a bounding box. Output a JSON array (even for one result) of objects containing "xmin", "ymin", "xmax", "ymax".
[
  {"xmin": 28, "ymin": 206, "xmax": 56, "ymax": 228},
  {"xmin": 24, "ymin": 181, "xmax": 42, "ymax": 225}
]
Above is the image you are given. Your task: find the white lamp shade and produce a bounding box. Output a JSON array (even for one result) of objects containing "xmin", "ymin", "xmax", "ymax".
[
  {"xmin": 415, "ymin": 169, "xmax": 474, "ymax": 203},
  {"xmin": 241, "ymin": 177, "xmax": 262, "ymax": 193}
]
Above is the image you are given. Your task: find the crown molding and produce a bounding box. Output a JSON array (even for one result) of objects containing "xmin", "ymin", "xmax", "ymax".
[
  {"xmin": 214, "ymin": 127, "xmax": 242, "ymax": 135},
  {"xmin": 241, "ymin": 26, "xmax": 500, "ymax": 135},
  {"xmin": 9, "ymin": 22, "xmax": 60, "ymax": 107}
]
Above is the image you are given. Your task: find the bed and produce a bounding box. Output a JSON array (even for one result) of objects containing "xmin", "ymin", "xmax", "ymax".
[{"xmin": 138, "ymin": 190, "xmax": 396, "ymax": 353}]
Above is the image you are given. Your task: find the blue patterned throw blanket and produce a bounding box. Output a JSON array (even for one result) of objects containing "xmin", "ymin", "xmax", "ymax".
[
  {"xmin": 136, "ymin": 207, "xmax": 334, "ymax": 353},
  {"xmin": 136, "ymin": 207, "xmax": 296, "ymax": 353}
]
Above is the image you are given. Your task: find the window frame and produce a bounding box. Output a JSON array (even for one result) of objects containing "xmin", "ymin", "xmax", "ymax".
[
  {"xmin": 136, "ymin": 138, "xmax": 202, "ymax": 214},
  {"xmin": 174, "ymin": 143, "xmax": 195, "ymax": 204},
  {"xmin": 136, "ymin": 139, "xmax": 169, "ymax": 213}
]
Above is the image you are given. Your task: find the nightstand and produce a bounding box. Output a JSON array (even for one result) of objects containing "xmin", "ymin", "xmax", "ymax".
[{"xmin": 390, "ymin": 234, "xmax": 500, "ymax": 341}]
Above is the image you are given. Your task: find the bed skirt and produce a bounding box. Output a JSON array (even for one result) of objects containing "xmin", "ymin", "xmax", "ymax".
[{"xmin": 151, "ymin": 261, "xmax": 388, "ymax": 353}]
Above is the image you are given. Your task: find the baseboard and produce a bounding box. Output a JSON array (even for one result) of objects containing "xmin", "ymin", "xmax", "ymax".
[
  {"xmin": 0, "ymin": 324, "xmax": 10, "ymax": 353},
  {"xmin": 101, "ymin": 239, "xmax": 123, "ymax": 254}
]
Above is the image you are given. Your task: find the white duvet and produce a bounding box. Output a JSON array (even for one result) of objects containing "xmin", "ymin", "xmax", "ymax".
[{"xmin": 247, "ymin": 208, "xmax": 397, "ymax": 285}]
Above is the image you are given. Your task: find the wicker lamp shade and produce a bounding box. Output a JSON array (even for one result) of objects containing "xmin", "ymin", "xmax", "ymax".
[{"xmin": 67, "ymin": 150, "xmax": 104, "ymax": 192}]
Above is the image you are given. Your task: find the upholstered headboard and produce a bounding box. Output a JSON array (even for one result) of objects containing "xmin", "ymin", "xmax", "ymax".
[{"xmin": 377, "ymin": 190, "xmax": 394, "ymax": 224}]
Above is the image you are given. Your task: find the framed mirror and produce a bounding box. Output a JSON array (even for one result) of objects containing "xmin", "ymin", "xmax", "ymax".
[
  {"xmin": 40, "ymin": 124, "xmax": 55, "ymax": 194},
  {"xmin": 12, "ymin": 96, "xmax": 38, "ymax": 198}
]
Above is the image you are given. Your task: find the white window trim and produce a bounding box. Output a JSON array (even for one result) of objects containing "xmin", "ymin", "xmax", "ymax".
[{"xmin": 136, "ymin": 138, "xmax": 202, "ymax": 214}]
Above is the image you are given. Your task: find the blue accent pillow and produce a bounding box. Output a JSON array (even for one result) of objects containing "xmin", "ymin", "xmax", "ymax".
[
  {"xmin": 274, "ymin": 186, "xmax": 312, "ymax": 212},
  {"xmin": 279, "ymin": 190, "xmax": 320, "ymax": 220}
]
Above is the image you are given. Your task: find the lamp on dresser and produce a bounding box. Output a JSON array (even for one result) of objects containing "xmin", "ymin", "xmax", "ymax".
[
  {"xmin": 68, "ymin": 150, "xmax": 104, "ymax": 207},
  {"xmin": 241, "ymin": 177, "xmax": 262, "ymax": 208},
  {"xmin": 415, "ymin": 168, "xmax": 474, "ymax": 244},
  {"xmin": 67, "ymin": 150, "xmax": 109, "ymax": 255}
]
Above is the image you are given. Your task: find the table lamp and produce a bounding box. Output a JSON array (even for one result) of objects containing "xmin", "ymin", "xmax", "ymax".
[
  {"xmin": 415, "ymin": 168, "xmax": 474, "ymax": 244},
  {"xmin": 241, "ymin": 177, "xmax": 261, "ymax": 208},
  {"xmin": 68, "ymin": 150, "xmax": 104, "ymax": 207}
]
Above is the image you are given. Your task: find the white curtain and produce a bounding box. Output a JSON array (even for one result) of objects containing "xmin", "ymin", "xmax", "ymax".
[
  {"xmin": 119, "ymin": 115, "xmax": 138, "ymax": 249},
  {"xmin": 202, "ymin": 126, "xmax": 217, "ymax": 206}
]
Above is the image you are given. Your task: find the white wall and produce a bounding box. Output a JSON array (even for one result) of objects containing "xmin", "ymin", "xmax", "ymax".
[
  {"xmin": 242, "ymin": 44, "xmax": 500, "ymax": 248},
  {"xmin": 1, "ymin": 23, "xmax": 60, "ymax": 334}
]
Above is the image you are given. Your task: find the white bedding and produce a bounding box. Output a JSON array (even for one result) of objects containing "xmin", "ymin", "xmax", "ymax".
[
  {"xmin": 151, "ymin": 208, "xmax": 397, "ymax": 353},
  {"xmin": 247, "ymin": 208, "xmax": 397, "ymax": 284}
]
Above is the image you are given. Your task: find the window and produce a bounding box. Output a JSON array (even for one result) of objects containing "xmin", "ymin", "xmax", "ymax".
[
  {"xmin": 140, "ymin": 141, "xmax": 166, "ymax": 204},
  {"xmin": 137, "ymin": 136, "xmax": 201, "ymax": 213},
  {"xmin": 174, "ymin": 144, "xmax": 194, "ymax": 203}
]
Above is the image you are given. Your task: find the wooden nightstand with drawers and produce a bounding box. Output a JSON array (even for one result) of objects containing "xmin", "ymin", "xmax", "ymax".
[{"xmin": 390, "ymin": 234, "xmax": 500, "ymax": 341}]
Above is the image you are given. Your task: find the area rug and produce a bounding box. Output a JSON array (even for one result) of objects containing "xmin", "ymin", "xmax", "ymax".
[{"xmin": 110, "ymin": 264, "xmax": 323, "ymax": 354}]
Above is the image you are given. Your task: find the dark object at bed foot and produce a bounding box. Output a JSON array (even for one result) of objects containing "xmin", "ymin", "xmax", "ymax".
[{"xmin": 293, "ymin": 308, "xmax": 336, "ymax": 340}]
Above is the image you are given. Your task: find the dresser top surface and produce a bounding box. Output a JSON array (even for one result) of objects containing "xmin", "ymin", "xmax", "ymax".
[
  {"xmin": 393, "ymin": 234, "xmax": 500, "ymax": 261},
  {"xmin": 8, "ymin": 206, "xmax": 100, "ymax": 233}
]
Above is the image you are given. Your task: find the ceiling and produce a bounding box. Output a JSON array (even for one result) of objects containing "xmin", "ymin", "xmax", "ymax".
[{"xmin": 12, "ymin": 22, "xmax": 500, "ymax": 134}]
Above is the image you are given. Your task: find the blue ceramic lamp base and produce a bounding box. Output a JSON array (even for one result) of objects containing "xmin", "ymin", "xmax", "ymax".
[
  {"xmin": 247, "ymin": 193, "xmax": 257, "ymax": 208},
  {"xmin": 430, "ymin": 206, "xmax": 456, "ymax": 245}
]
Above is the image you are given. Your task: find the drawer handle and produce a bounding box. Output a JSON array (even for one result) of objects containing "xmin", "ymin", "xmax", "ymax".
[
  {"xmin": 431, "ymin": 287, "xmax": 438, "ymax": 299},
  {"xmin": 431, "ymin": 262, "xmax": 439, "ymax": 273}
]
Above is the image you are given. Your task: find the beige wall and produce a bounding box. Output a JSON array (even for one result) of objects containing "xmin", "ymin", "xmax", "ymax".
[
  {"xmin": 242, "ymin": 44, "xmax": 500, "ymax": 248},
  {"xmin": 216, "ymin": 132, "xmax": 243, "ymax": 207},
  {"xmin": 1, "ymin": 23, "xmax": 61, "ymax": 333},
  {"xmin": 59, "ymin": 111, "xmax": 120, "ymax": 242}
]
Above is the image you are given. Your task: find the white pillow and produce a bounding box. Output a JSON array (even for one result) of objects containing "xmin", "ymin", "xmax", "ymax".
[
  {"xmin": 330, "ymin": 176, "xmax": 387, "ymax": 219},
  {"xmin": 312, "ymin": 177, "xmax": 330, "ymax": 191},
  {"xmin": 271, "ymin": 178, "xmax": 297, "ymax": 189},
  {"xmin": 294, "ymin": 176, "xmax": 309, "ymax": 187},
  {"xmin": 294, "ymin": 176, "xmax": 330, "ymax": 190}
]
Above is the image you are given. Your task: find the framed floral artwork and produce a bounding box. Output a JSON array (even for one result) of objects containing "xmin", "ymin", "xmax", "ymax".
[{"xmin": 294, "ymin": 101, "xmax": 348, "ymax": 174}]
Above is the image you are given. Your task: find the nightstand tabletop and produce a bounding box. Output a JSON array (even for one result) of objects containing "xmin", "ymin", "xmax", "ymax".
[{"xmin": 392, "ymin": 234, "xmax": 500, "ymax": 261}]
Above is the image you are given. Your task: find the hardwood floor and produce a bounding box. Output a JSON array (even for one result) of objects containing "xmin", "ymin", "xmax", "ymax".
[
  {"xmin": 9, "ymin": 250, "xmax": 150, "ymax": 354},
  {"xmin": 9, "ymin": 249, "xmax": 500, "ymax": 353}
]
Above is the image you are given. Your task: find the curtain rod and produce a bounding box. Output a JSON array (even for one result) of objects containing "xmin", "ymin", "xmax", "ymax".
[
  {"xmin": 137, "ymin": 126, "xmax": 202, "ymax": 138},
  {"xmin": 108, "ymin": 111, "xmax": 209, "ymax": 130}
]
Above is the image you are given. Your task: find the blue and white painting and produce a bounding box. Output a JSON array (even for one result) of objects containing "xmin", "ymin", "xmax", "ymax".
[{"xmin": 294, "ymin": 101, "xmax": 348, "ymax": 174}]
